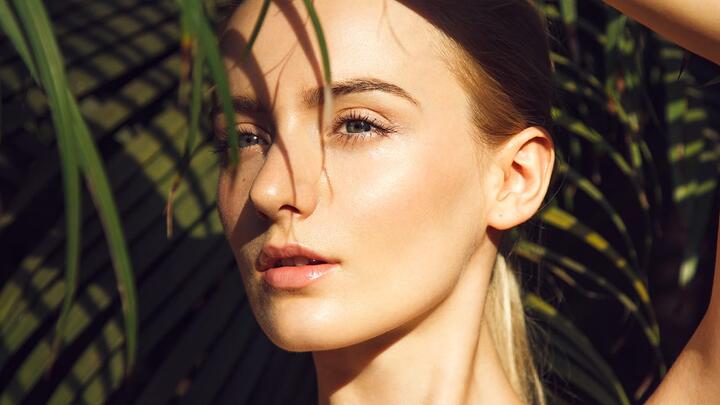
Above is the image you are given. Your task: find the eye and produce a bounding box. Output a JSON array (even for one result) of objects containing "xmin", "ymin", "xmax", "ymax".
[
  {"xmin": 211, "ymin": 127, "xmax": 270, "ymax": 164},
  {"xmin": 332, "ymin": 110, "xmax": 397, "ymax": 145},
  {"xmin": 237, "ymin": 132, "xmax": 268, "ymax": 147},
  {"xmin": 345, "ymin": 119, "xmax": 373, "ymax": 134}
]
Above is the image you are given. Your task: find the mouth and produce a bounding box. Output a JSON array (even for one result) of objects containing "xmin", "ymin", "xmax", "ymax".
[
  {"xmin": 257, "ymin": 243, "xmax": 336, "ymax": 272},
  {"xmin": 256, "ymin": 243, "xmax": 339, "ymax": 290},
  {"xmin": 270, "ymin": 256, "xmax": 328, "ymax": 268}
]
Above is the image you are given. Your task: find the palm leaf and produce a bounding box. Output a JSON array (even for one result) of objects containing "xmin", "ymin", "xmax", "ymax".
[
  {"xmin": 517, "ymin": 240, "xmax": 665, "ymax": 374},
  {"xmin": 525, "ymin": 293, "xmax": 630, "ymax": 405}
]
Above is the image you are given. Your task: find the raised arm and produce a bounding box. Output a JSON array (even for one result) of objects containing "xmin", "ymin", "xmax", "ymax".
[
  {"xmin": 646, "ymin": 216, "xmax": 720, "ymax": 404},
  {"xmin": 599, "ymin": 1, "xmax": 720, "ymax": 402},
  {"xmin": 604, "ymin": 0, "xmax": 720, "ymax": 65}
]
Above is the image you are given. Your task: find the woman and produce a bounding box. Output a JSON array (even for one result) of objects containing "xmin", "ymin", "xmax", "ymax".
[{"xmin": 212, "ymin": 0, "xmax": 720, "ymax": 403}]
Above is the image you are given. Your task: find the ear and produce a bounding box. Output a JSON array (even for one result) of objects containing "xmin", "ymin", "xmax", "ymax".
[{"xmin": 486, "ymin": 126, "xmax": 555, "ymax": 230}]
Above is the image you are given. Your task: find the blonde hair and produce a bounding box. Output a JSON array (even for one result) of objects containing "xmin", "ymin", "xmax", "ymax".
[
  {"xmin": 486, "ymin": 253, "xmax": 544, "ymax": 404},
  {"xmin": 401, "ymin": 1, "xmax": 553, "ymax": 403}
]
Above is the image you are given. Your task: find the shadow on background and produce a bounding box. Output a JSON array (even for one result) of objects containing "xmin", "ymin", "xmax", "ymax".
[
  {"xmin": 0, "ymin": 0, "xmax": 316, "ymax": 403},
  {"xmin": 1, "ymin": 0, "xmax": 719, "ymax": 404}
]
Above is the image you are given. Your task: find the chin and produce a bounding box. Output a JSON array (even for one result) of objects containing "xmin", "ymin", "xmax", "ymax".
[
  {"xmin": 267, "ymin": 334, "xmax": 344, "ymax": 353},
  {"xmin": 252, "ymin": 301, "xmax": 367, "ymax": 352},
  {"xmin": 261, "ymin": 322, "xmax": 360, "ymax": 353}
]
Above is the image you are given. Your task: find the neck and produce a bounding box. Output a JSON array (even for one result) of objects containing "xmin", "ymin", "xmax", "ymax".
[{"xmin": 311, "ymin": 246, "xmax": 523, "ymax": 405}]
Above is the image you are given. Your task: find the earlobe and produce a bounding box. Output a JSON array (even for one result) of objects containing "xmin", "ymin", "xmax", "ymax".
[{"xmin": 487, "ymin": 126, "xmax": 554, "ymax": 231}]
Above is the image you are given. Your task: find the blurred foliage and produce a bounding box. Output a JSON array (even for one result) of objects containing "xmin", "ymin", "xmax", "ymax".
[
  {"xmin": 0, "ymin": 0, "xmax": 718, "ymax": 404},
  {"xmin": 521, "ymin": 1, "xmax": 720, "ymax": 403}
]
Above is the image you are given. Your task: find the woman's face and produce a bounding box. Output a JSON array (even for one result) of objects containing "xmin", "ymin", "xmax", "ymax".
[{"xmin": 216, "ymin": 0, "xmax": 494, "ymax": 351}]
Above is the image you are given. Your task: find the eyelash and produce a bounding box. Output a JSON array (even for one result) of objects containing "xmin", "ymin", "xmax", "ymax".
[
  {"xmin": 330, "ymin": 110, "xmax": 397, "ymax": 145},
  {"xmin": 212, "ymin": 110, "xmax": 397, "ymax": 156}
]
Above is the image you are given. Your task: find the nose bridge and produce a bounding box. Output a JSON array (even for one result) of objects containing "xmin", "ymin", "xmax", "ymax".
[{"xmin": 249, "ymin": 114, "xmax": 322, "ymax": 221}]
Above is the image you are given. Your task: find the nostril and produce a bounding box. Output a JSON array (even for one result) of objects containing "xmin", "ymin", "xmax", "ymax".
[{"xmin": 279, "ymin": 204, "xmax": 301, "ymax": 214}]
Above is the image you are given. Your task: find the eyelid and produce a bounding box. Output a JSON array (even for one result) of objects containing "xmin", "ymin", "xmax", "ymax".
[
  {"xmin": 213, "ymin": 119, "xmax": 272, "ymax": 143},
  {"xmin": 337, "ymin": 105, "xmax": 397, "ymax": 125},
  {"xmin": 331, "ymin": 108, "xmax": 399, "ymax": 134},
  {"xmin": 242, "ymin": 124, "xmax": 272, "ymax": 144}
]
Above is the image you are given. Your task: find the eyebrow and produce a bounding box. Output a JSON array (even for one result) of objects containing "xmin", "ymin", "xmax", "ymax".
[
  {"xmin": 302, "ymin": 78, "xmax": 420, "ymax": 108},
  {"xmin": 212, "ymin": 77, "xmax": 420, "ymax": 116}
]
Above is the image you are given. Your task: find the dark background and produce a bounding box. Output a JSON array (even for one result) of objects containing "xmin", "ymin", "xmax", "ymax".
[{"xmin": 1, "ymin": 0, "xmax": 718, "ymax": 404}]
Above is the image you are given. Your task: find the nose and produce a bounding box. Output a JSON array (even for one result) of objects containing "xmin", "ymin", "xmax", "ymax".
[{"xmin": 249, "ymin": 127, "xmax": 322, "ymax": 223}]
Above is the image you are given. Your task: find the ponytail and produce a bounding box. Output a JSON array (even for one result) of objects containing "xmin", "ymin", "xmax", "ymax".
[{"xmin": 484, "ymin": 252, "xmax": 545, "ymax": 404}]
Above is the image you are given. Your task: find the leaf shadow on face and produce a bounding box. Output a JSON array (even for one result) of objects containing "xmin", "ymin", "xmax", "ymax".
[{"xmin": 221, "ymin": 0, "xmax": 335, "ymax": 248}]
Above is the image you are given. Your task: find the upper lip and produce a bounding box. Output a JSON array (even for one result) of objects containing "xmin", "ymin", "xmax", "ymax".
[{"xmin": 257, "ymin": 243, "xmax": 335, "ymax": 272}]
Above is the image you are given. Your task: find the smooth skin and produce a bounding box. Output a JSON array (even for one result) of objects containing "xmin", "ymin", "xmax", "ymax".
[
  {"xmin": 605, "ymin": 0, "xmax": 720, "ymax": 65},
  {"xmin": 215, "ymin": 1, "xmax": 551, "ymax": 404},
  {"xmin": 603, "ymin": 1, "xmax": 720, "ymax": 403},
  {"xmin": 214, "ymin": 0, "xmax": 719, "ymax": 404}
]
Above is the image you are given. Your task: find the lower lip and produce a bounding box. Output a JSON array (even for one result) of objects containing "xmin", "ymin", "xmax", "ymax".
[{"xmin": 262, "ymin": 263, "xmax": 338, "ymax": 290}]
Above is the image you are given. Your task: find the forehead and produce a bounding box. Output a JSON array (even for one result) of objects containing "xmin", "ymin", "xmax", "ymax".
[{"xmin": 220, "ymin": 0, "xmax": 459, "ymax": 108}]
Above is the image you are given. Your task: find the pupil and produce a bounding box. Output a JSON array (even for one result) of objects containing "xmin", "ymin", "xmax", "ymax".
[
  {"xmin": 241, "ymin": 134, "xmax": 258, "ymax": 146},
  {"xmin": 347, "ymin": 120, "xmax": 371, "ymax": 133}
]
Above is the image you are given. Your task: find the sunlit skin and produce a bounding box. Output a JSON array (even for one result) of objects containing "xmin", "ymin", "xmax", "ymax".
[{"xmin": 215, "ymin": 1, "xmax": 554, "ymax": 404}]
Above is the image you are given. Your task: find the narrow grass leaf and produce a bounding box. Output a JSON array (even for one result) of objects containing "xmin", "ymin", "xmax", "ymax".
[
  {"xmin": 0, "ymin": 0, "xmax": 37, "ymax": 78},
  {"xmin": 9, "ymin": 0, "xmax": 82, "ymax": 375},
  {"xmin": 180, "ymin": 0, "xmax": 239, "ymax": 165},
  {"xmin": 13, "ymin": 0, "xmax": 138, "ymax": 375},
  {"xmin": 240, "ymin": 0, "xmax": 271, "ymax": 62},
  {"xmin": 302, "ymin": 0, "xmax": 333, "ymax": 127}
]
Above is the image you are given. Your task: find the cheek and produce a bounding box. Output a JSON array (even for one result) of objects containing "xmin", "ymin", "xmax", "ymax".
[
  {"xmin": 216, "ymin": 160, "xmax": 259, "ymax": 236},
  {"xmin": 215, "ymin": 161, "xmax": 265, "ymax": 275},
  {"xmin": 216, "ymin": 170, "xmax": 245, "ymax": 236},
  {"xmin": 336, "ymin": 143, "xmax": 477, "ymax": 235},
  {"xmin": 335, "ymin": 129, "xmax": 485, "ymax": 251},
  {"xmin": 216, "ymin": 163, "xmax": 269, "ymax": 314},
  {"xmin": 319, "ymin": 133, "xmax": 486, "ymax": 337}
]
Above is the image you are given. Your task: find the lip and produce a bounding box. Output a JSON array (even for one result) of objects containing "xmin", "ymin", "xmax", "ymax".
[
  {"xmin": 257, "ymin": 243, "xmax": 336, "ymax": 272},
  {"xmin": 257, "ymin": 243, "xmax": 339, "ymax": 290},
  {"xmin": 262, "ymin": 263, "xmax": 338, "ymax": 290}
]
